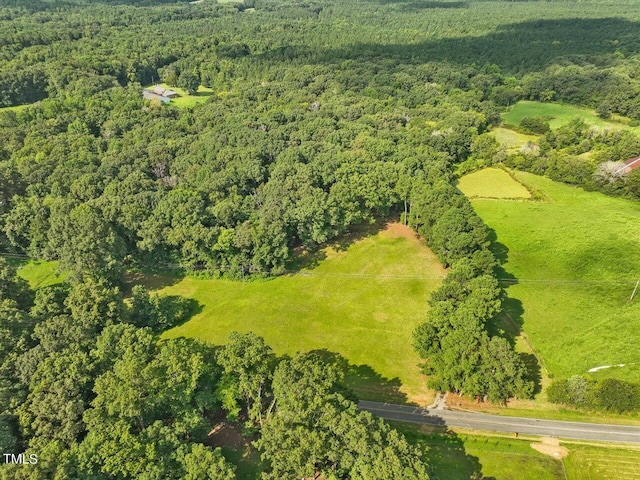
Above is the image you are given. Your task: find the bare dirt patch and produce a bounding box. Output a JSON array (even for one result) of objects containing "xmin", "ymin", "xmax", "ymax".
[
  {"xmin": 531, "ymin": 438, "xmax": 569, "ymax": 459},
  {"xmin": 206, "ymin": 421, "xmax": 251, "ymax": 450},
  {"xmin": 381, "ymin": 222, "xmax": 447, "ymax": 276}
]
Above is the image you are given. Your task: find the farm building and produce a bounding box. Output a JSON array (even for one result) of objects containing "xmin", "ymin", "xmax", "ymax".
[
  {"xmin": 142, "ymin": 90, "xmax": 170, "ymax": 104},
  {"xmin": 612, "ymin": 156, "xmax": 640, "ymax": 175},
  {"xmin": 152, "ymin": 86, "xmax": 178, "ymax": 98},
  {"xmin": 623, "ymin": 156, "xmax": 640, "ymax": 172}
]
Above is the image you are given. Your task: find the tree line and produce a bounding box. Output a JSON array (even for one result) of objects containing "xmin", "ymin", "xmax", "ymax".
[
  {"xmin": 548, "ymin": 375, "xmax": 640, "ymax": 414},
  {"xmin": 409, "ymin": 180, "xmax": 534, "ymax": 403},
  {"xmin": 0, "ymin": 258, "xmax": 429, "ymax": 478}
]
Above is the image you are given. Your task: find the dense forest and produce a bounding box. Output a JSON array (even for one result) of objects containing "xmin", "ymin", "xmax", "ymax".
[{"xmin": 2, "ymin": 0, "xmax": 640, "ymax": 477}]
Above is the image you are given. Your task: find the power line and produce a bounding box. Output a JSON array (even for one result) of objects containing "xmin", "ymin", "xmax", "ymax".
[{"xmin": 2, "ymin": 252, "xmax": 637, "ymax": 286}]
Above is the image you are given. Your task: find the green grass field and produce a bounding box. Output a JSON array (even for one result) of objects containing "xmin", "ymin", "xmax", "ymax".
[
  {"xmin": 394, "ymin": 423, "xmax": 565, "ymax": 480},
  {"xmin": 459, "ymin": 170, "xmax": 640, "ymax": 383},
  {"xmin": 161, "ymin": 223, "xmax": 444, "ymax": 403},
  {"xmin": 564, "ymin": 444, "xmax": 640, "ymax": 480},
  {"xmin": 502, "ymin": 100, "xmax": 640, "ymax": 133},
  {"xmin": 16, "ymin": 260, "xmax": 65, "ymax": 289},
  {"xmin": 145, "ymin": 83, "xmax": 214, "ymax": 109},
  {"xmin": 457, "ymin": 168, "xmax": 531, "ymax": 199},
  {"xmin": 491, "ymin": 127, "xmax": 538, "ymax": 150}
]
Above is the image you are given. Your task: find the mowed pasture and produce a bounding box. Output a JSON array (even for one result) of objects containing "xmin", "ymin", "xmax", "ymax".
[
  {"xmin": 564, "ymin": 444, "xmax": 640, "ymax": 480},
  {"xmin": 502, "ymin": 100, "xmax": 640, "ymax": 133},
  {"xmin": 457, "ymin": 168, "xmax": 531, "ymax": 199},
  {"xmin": 161, "ymin": 223, "xmax": 445, "ymax": 403},
  {"xmin": 490, "ymin": 127, "xmax": 537, "ymax": 151},
  {"xmin": 459, "ymin": 170, "xmax": 640, "ymax": 383}
]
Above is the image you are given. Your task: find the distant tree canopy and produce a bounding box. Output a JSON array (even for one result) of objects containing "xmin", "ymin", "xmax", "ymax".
[
  {"xmin": 2, "ymin": 0, "xmax": 639, "ymax": 474},
  {"xmin": 2, "ymin": 0, "xmax": 640, "ymax": 276}
]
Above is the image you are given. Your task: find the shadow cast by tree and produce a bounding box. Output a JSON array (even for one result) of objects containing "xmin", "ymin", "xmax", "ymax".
[
  {"xmin": 123, "ymin": 270, "xmax": 186, "ymax": 295},
  {"xmin": 285, "ymin": 216, "xmax": 398, "ymax": 273},
  {"xmin": 396, "ymin": 424, "xmax": 486, "ymax": 480},
  {"xmin": 258, "ymin": 17, "xmax": 640, "ymax": 75},
  {"xmin": 484, "ymin": 227, "xmax": 545, "ymax": 395},
  {"xmin": 309, "ymin": 348, "xmax": 409, "ymax": 404}
]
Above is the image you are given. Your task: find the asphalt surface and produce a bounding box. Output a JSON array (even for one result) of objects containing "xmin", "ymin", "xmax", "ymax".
[{"xmin": 359, "ymin": 400, "xmax": 640, "ymax": 443}]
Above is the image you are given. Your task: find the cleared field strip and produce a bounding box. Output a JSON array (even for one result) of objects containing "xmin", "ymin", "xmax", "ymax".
[
  {"xmin": 460, "ymin": 169, "xmax": 640, "ymax": 382},
  {"xmin": 502, "ymin": 101, "xmax": 640, "ymax": 133},
  {"xmin": 457, "ymin": 168, "xmax": 531, "ymax": 199},
  {"xmin": 161, "ymin": 223, "xmax": 444, "ymax": 404}
]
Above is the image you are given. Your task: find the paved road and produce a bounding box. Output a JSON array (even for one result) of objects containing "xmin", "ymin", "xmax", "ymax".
[{"xmin": 359, "ymin": 400, "xmax": 640, "ymax": 443}]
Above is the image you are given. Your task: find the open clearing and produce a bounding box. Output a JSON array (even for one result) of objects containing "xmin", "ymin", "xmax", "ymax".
[
  {"xmin": 491, "ymin": 127, "xmax": 537, "ymax": 150},
  {"xmin": 161, "ymin": 223, "xmax": 444, "ymax": 403},
  {"xmin": 502, "ymin": 100, "xmax": 640, "ymax": 132},
  {"xmin": 459, "ymin": 170, "xmax": 640, "ymax": 383},
  {"xmin": 15, "ymin": 260, "xmax": 64, "ymax": 289},
  {"xmin": 144, "ymin": 83, "xmax": 214, "ymax": 108},
  {"xmin": 457, "ymin": 168, "xmax": 531, "ymax": 199}
]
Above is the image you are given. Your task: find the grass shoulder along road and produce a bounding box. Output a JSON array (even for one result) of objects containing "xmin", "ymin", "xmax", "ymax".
[
  {"xmin": 397, "ymin": 421, "xmax": 640, "ymax": 480},
  {"xmin": 394, "ymin": 422, "xmax": 565, "ymax": 480}
]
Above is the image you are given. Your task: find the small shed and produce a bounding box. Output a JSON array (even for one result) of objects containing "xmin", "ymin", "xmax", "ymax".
[
  {"xmin": 152, "ymin": 86, "xmax": 179, "ymax": 98},
  {"xmin": 143, "ymin": 90, "xmax": 170, "ymax": 104}
]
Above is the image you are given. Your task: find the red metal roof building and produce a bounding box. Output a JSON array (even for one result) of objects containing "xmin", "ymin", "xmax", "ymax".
[{"xmin": 624, "ymin": 156, "xmax": 640, "ymax": 172}]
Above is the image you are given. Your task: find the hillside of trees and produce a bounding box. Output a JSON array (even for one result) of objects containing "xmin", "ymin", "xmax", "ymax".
[{"xmin": 2, "ymin": 0, "xmax": 640, "ymax": 476}]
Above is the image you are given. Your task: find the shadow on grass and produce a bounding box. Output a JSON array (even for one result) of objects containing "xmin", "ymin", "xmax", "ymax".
[
  {"xmin": 309, "ymin": 349, "xmax": 409, "ymax": 404},
  {"xmin": 161, "ymin": 295, "xmax": 203, "ymax": 328},
  {"xmin": 206, "ymin": 413, "xmax": 265, "ymax": 480},
  {"xmin": 286, "ymin": 216, "xmax": 396, "ymax": 272},
  {"xmin": 485, "ymin": 228, "xmax": 544, "ymax": 395},
  {"xmin": 391, "ymin": 422, "xmax": 485, "ymax": 480},
  {"xmin": 285, "ymin": 247, "xmax": 328, "ymax": 272},
  {"xmin": 486, "ymin": 227, "xmax": 509, "ymax": 266},
  {"xmin": 123, "ymin": 270, "xmax": 185, "ymax": 295}
]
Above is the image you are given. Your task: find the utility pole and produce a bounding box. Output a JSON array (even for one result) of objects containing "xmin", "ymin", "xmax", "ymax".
[{"xmin": 629, "ymin": 280, "xmax": 639, "ymax": 302}]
